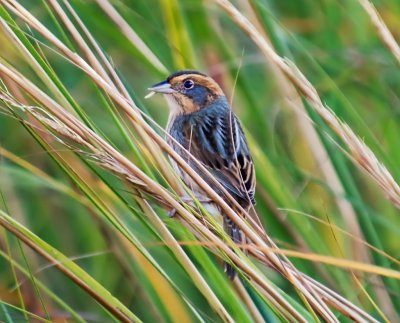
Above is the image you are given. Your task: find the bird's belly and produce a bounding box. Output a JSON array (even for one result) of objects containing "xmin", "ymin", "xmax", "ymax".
[{"xmin": 169, "ymin": 157, "xmax": 221, "ymax": 221}]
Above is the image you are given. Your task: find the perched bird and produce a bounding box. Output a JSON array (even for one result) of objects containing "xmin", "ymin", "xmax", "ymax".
[{"xmin": 148, "ymin": 70, "xmax": 256, "ymax": 279}]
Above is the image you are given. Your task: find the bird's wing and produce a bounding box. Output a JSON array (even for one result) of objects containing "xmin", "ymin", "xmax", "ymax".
[{"xmin": 184, "ymin": 106, "xmax": 256, "ymax": 208}]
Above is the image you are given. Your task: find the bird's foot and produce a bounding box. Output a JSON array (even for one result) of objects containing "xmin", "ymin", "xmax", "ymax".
[
  {"xmin": 167, "ymin": 197, "xmax": 212, "ymax": 218},
  {"xmin": 181, "ymin": 196, "xmax": 212, "ymax": 204},
  {"xmin": 168, "ymin": 208, "xmax": 177, "ymax": 218}
]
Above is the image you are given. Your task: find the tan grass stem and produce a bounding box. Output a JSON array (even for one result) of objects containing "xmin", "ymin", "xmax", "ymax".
[
  {"xmin": 4, "ymin": 0, "xmax": 294, "ymax": 278},
  {"xmin": 0, "ymin": 1, "xmax": 380, "ymax": 319},
  {"xmin": 0, "ymin": 210, "xmax": 138, "ymax": 323},
  {"xmin": 45, "ymin": 0, "xmax": 179, "ymax": 190},
  {"xmin": 0, "ymin": 61, "xmax": 305, "ymax": 321},
  {"xmin": 95, "ymin": 0, "xmax": 168, "ymax": 74},
  {"xmin": 358, "ymin": 0, "xmax": 400, "ymax": 64},
  {"xmin": 216, "ymin": 0, "xmax": 400, "ymax": 210}
]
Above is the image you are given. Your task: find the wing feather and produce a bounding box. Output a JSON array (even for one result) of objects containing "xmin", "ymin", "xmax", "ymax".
[{"xmin": 170, "ymin": 102, "xmax": 255, "ymax": 208}]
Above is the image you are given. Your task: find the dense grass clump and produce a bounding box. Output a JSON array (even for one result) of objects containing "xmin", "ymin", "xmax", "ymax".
[{"xmin": 0, "ymin": 0, "xmax": 399, "ymax": 321}]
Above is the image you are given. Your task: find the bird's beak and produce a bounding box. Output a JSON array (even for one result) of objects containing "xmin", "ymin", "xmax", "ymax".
[{"xmin": 147, "ymin": 80, "xmax": 176, "ymax": 94}]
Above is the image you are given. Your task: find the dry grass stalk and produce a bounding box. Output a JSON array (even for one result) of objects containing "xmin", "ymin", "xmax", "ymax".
[
  {"xmin": 46, "ymin": 0, "xmax": 179, "ymax": 190},
  {"xmin": 0, "ymin": 1, "xmax": 382, "ymax": 320},
  {"xmin": 340, "ymin": 122, "xmax": 400, "ymax": 208},
  {"xmin": 240, "ymin": 0, "xmax": 376, "ymax": 304},
  {"xmin": 48, "ymin": 0, "xmax": 114, "ymax": 87},
  {"xmin": 0, "ymin": 210, "xmax": 136, "ymax": 322},
  {"xmin": 154, "ymin": 240, "xmax": 399, "ymax": 279},
  {"xmin": 250, "ymin": 0, "xmax": 367, "ymax": 247},
  {"xmin": 0, "ymin": 3, "xmax": 350, "ymax": 322},
  {"xmin": 61, "ymin": 0, "xmax": 133, "ymax": 103},
  {"xmin": 0, "ymin": 62, "xmax": 305, "ymax": 321},
  {"xmin": 1, "ymin": 76, "xmax": 234, "ymax": 321},
  {"xmin": 0, "ymin": 83, "xmax": 237, "ymax": 322},
  {"xmin": 133, "ymin": 199, "xmax": 238, "ymax": 322},
  {"xmin": 216, "ymin": 1, "xmax": 398, "ymax": 318},
  {"xmin": 250, "ymin": 246, "xmax": 400, "ymax": 279},
  {"xmin": 249, "ymin": 250, "xmax": 379, "ymax": 322},
  {"xmin": 281, "ymin": 209, "xmax": 400, "ymax": 266},
  {"xmin": 241, "ymin": 2, "xmax": 395, "ymax": 315},
  {"xmin": 358, "ymin": 0, "xmax": 400, "ymax": 64},
  {"xmin": 1, "ymin": 0, "xmax": 265, "ymax": 253},
  {"xmin": 95, "ymin": 0, "xmax": 168, "ymax": 74},
  {"xmin": 216, "ymin": 0, "xmax": 400, "ymax": 210},
  {"xmin": 0, "ymin": 17, "xmax": 77, "ymax": 115},
  {"xmin": 0, "ymin": 65, "xmax": 375, "ymax": 320},
  {"xmin": 3, "ymin": 0, "xmax": 281, "ymax": 270}
]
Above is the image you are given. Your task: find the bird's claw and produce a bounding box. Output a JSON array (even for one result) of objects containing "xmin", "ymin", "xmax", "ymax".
[
  {"xmin": 168, "ymin": 197, "xmax": 212, "ymax": 218},
  {"xmin": 181, "ymin": 197, "xmax": 212, "ymax": 204},
  {"xmin": 168, "ymin": 208, "xmax": 177, "ymax": 218}
]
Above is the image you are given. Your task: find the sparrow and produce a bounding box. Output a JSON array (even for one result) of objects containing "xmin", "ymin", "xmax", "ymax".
[{"xmin": 148, "ymin": 70, "xmax": 256, "ymax": 279}]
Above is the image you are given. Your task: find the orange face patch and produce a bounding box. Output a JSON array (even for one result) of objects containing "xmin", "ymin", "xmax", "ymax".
[
  {"xmin": 169, "ymin": 73, "xmax": 224, "ymax": 97},
  {"xmin": 167, "ymin": 92, "xmax": 197, "ymax": 114},
  {"xmin": 166, "ymin": 73, "xmax": 225, "ymax": 115}
]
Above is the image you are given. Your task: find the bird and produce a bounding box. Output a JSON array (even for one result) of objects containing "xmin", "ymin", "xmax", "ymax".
[{"xmin": 147, "ymin": 70, "xmax": 256, "ymax": 279}]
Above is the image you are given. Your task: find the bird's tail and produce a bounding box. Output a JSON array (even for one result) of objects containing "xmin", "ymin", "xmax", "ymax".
[{"xmin": 223, "ymin": 216, "xmax": 244, "ymax": 280}]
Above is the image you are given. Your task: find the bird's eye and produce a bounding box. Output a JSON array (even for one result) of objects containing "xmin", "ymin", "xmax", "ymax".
[{"xmin": 183, "ymin": 79, "xmax": 194, "ymax": 89}]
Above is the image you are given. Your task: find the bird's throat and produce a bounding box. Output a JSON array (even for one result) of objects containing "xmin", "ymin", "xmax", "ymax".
[{"xmin": 164, "ymin": 93, "xmax": 198, "ymax": 115}]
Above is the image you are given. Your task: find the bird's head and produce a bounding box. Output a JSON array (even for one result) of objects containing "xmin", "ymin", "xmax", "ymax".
[{"xmin": 147, "ymin": 70, "xmax": 225, "ymax": 114}]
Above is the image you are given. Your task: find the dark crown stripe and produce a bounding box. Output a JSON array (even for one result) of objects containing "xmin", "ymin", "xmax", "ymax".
[{"xmin": 167, "ymin": 70, "xmax": 207, "ymax": 81}]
